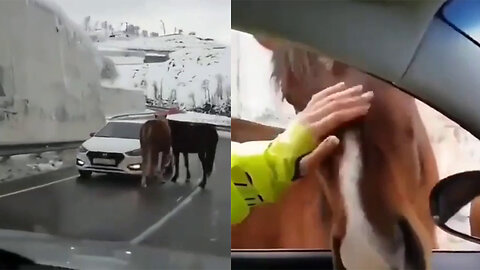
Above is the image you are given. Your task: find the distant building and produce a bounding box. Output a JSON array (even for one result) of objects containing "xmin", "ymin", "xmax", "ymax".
[
  {"xmin": 189, "ymin": 32, "xmax": 196, "ymax": 36},
  {"xmin": 151, "ymin": 32, "xmax": 159, "ymax": 37},
  {"xmin": 142, "ymin": 30, "xmax": 148, "ymax": 37}
]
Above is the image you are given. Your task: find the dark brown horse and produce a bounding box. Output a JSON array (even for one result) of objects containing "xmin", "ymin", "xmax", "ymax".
[
  {"xmin": 139, "ymin": 116, "xmax": 173, "ymax": 188},
  {"xmin": 232, "ymin": 40, "xmax": 439, "ymax": 269},
  {"xmin": 168, "ymin": 119, "xmax": 219, "ymax": 189}
]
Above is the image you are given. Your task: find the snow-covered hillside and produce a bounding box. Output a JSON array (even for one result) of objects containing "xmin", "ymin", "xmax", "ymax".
[{"xmin": 93, "ymin": 33, "xmax": 231, "ymax": 117}]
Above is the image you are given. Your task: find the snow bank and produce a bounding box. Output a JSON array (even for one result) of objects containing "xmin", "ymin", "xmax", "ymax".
[
  {"xmin": 0, "ymin": 149, "xmax": 76, "ymax": 183},
  {"xmin": 0, "ymin": 0, "xmax": 148, "ymax": 145},
  {"xmin": 0, "ymin": 0, "xmax": 106, "ymax": 144},
  {"xmin": 100, "ymin": 86, "xmax": 146, "ymax": 118},
  {"xmin": 233, "ymin": 31, "xmax": 480, "ymax": 250}
]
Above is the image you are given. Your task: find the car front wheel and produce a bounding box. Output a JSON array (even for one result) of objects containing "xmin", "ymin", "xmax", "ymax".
[{"xmin": 78, "ymin": 170, "xmax": 92, "ymax": 179}]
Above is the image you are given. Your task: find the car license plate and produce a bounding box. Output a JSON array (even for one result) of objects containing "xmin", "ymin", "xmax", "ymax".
[{"xmin": 93, "ymin": 158, "xmax": 115, "ymax": 165}]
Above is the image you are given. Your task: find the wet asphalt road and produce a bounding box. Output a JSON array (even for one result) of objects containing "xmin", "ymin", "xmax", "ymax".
[{"xmin": 0, "ymin": 136, "xmax": 230, "ymax": 258}]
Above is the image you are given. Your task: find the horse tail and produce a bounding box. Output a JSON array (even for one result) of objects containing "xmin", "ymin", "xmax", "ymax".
[{"xmin": 204, "ymin": 126, "xmax": 219, "ymax": 177}]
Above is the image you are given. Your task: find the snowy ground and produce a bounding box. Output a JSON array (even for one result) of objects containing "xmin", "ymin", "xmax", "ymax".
[
  {"xmin": 0, "ymin": 150, "xmax": 76, "ymax": 183},
  {"xmin": 166, "ymin": 111, "xmax": 230, "ymax": 127},
  {"xmin": 232, "ymin": 30, "xmax": 480, "ymax": 250}
]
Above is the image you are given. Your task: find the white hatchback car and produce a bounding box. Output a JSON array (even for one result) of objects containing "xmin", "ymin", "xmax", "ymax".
[{"xmin": 76, "ymin": 118, "xmax": 148, "ymax": 178}]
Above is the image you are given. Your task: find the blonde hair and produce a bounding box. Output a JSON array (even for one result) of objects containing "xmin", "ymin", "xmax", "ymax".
[{"xmin": 269, "ymin": 39, "xmax": 334, "ymax": 94}]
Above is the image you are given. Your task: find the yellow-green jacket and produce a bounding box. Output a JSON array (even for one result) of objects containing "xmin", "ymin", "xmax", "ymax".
[{"xmin": 231, "ymin": 121, "xmax": 316, "ymax": 225}]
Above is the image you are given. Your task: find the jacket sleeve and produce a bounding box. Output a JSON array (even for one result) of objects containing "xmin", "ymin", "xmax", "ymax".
[{"xmin": 231, "ymin": 121, "xmax": 316, "ymax": 225}]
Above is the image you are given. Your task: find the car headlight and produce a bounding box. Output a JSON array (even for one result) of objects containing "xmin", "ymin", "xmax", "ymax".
[
  {"xmin": 78, "ymin": 145, "xmax": 88, "ymax": 153},
  {"xmin": 125, "ymin": 148, "xmax": 142, "ymax": 156},
  {"xmin": 128, "ymin": 164, "xmax": 141, "ymax": 170}
]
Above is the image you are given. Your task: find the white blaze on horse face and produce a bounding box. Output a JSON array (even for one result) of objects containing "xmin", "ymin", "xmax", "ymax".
[{"xmin": 339, "ymin": 130, "xmax": 396, "ymax": 270}]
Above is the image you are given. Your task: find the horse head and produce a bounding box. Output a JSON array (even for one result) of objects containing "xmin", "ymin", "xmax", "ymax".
[{"xmin": 263, "ymin": 37, "xmax": 436, "ymax": 269}]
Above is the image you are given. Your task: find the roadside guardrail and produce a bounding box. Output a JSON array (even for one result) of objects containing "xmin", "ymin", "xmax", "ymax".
[{"xmin": 0, "ymin": 140, "xmax": 84, "ymax": 157}]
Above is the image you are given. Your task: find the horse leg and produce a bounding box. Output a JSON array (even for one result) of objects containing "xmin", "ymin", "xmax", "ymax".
[
  {"xmin": 158, "ymin": 151, "xmax": 166, "ymax": 183},
  {"xmin": 151, "ymin": 150, "xmax": 160, "ymax": 184},
  {"xmin": 183, "ymin": 152, "xmax": 191, "ymax": 181},
  {"xmin": 198, "ymin": 152, "xmax": 207, "ymax": 189},
  {"xmin": 171, "ymin": 151, "xmax": 180, "ymax": 183},
  {"xmin": 141, "ymin": 148, "xmax": 152, "ymax": 188}
]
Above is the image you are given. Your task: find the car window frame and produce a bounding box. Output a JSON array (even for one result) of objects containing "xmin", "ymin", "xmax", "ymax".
[{"xmin": 438, "ymin": 0, "xmax": 480, "ymax": 48}]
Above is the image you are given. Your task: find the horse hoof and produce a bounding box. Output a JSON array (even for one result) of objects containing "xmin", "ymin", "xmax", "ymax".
[{"xmin": 199, "ymin": 182, "xmax": 206, "ymax": 189}]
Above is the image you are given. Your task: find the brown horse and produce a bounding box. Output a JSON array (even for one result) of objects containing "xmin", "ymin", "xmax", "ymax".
[
  {"xmin": 232, "ymin": 40, "xmax": 439, "ymax": 269},
  {"xmin": 144, "ymin": 108, "xmax": 219, "ymax": 189},
  {"xmin": 470, "ymin": 197, "xmax": 480, "ymax": 238},
  {"xmin": 139, "ymin": 116, "xmax": 173, "ymax": 188}
]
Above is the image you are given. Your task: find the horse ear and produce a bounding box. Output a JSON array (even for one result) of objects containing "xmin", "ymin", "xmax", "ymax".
[{"xmin": 254, "ymin": 35, "xmax": 277, "ymax": 51}]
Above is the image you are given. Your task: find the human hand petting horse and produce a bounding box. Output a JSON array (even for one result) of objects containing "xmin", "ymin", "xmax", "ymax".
[
  {"xmin": 231, "ymin": 82, "xmax": 373, "ymax": 229},
  {"xmin": 295, "ymin": 82, "xmax": 373, "ymax": 178}
]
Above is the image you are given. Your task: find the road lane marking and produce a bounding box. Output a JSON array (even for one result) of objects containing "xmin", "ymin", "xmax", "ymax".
[
  {"xmin": 0, "ymin": 174, "xmax": 78, "ymax": 199},
  {"xmin": 130, "ymin": 185, "xmax": 202, "ymax": 245}
]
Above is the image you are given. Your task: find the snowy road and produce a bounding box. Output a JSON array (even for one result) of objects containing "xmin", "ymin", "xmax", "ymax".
[{"xmin": 0, "ymin": 136, "xmax": 230, "ymax": 258}]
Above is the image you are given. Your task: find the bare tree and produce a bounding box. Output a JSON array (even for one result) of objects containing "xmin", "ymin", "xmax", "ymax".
[
  {"xmin": 189, "ymin": 92, "xmax": 196, "ymax": 108},
  {"xmin": 100, "ymin": 57, "xmax": 118, "ymax": 81},
  {"xmin": 83, "ymin": 16, "xmax": 91, "ymax": 32},
  {"xmin": 202, "ymin": 79, "xmax": 210, "ymax": 103},
  {"xmin": 215, "ymin": 74, "xmax": 224, "ymax": 103},
  {"xmin": 169, "ymin": 89, "xmax": 177, "ymax": 103},
  {"xmin": 159, "ymin": 79, "xmax": 163, "ymax": 101},
  {"xmin": 226, "ymin": 85, "xmax": 231, "ymax": 102},
  {"xmin": 160, "ymin": 20, "xmax": 166, "ymax": 35}
]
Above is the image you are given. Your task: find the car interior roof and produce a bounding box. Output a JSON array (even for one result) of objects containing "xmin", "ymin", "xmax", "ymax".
[{"xmin": 231, "ymin": 0, "xmax": 480, "ymax": 141}]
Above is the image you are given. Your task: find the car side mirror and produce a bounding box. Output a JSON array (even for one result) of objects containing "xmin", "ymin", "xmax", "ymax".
[
  {"xmin": 430, "ymin": 171, "xmax": 480, "ymax": 245},
  {"xmin": 89, "ymin": 132, "xmax": 95, "ymax": 137}
]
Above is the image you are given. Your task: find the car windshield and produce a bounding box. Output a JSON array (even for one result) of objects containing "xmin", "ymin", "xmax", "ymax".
[
  {"xmin": 94, "ymin": 122, "xmax": 142, "ymax": 139},
  {"xmin": 232, "ymin": 27, "xmax": 480, "ymax": 252}
]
